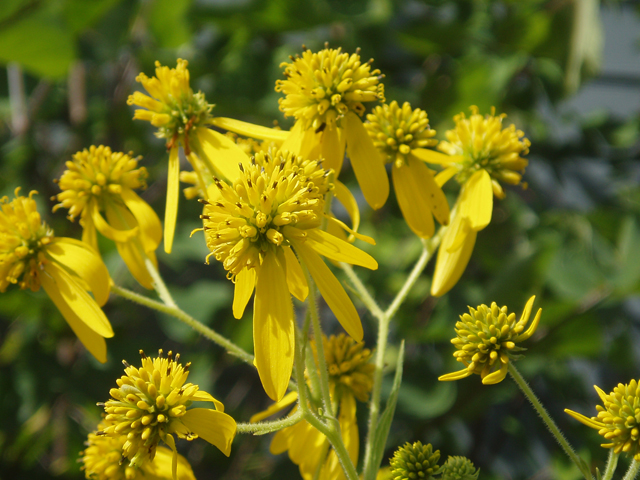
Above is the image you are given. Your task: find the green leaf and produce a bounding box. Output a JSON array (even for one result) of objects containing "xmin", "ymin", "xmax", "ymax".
[{"xmin": 148, "ymin": 0, "xmax": 191, "ymax": 48}]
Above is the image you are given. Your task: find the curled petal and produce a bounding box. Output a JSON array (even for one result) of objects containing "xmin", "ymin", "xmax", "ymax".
[
  {"xmin": 190, "ymin": 390, "xmax": 225, "ymax": 412},
  {"xmin": 121, "ymin": 187, "xmax": 162, "ymax": 252},
  {"xmin": 180, "ymin": 408, "xmax": 237, "ymax": 457},
  {"xmin": 481, "ymin": 362, "xmax": 509, "ymax": 385},
  {"xmin": 438, "ymin": 368, "xmax": 473, "ymax": 382}
]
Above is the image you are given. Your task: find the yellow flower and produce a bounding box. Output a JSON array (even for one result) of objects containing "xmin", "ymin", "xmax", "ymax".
[
  {"xmin": 100, "ymin": 350, "xmax": 236, "ymax": 480},
  {"xmin": 0, "ymin": 188, "xmax": 113, "ymax": 362},
  {"xmin": 275, "ymin": 46, "xmax": 389, "ymax": 210},
  {"xmin": 418, "ymin": 106, "xmax": 530, "ymax": 296},
  {"xmin": 389, "ymin": 441, "xmax": 441, "ymax": 480},
  {"xmin": 565, "ymin": 380, "xmax": 640, "ymax": 460},
  {"xmin": 201, "ymin": 149, "xmax": 377, "ymax": 401},
  {"xmin": 364, "ymin": 101, "xmax": 449, "ymax": 238},
  {"xmin": 53, "ymin": 146, "xmax": 162, "ymax": 289},
  {"xmin": 128, "ymin": 59, "xmax": 251, "ymax": 253},
  {"xmin": 81, "ymin": 422, "xmax": 195, "ymax": 480},
  {"xmin": 251, "ymin": 334, "xmax": 373, "ymax": 479},
  {"xmin": 439, "ymin": 296, "xmax": 541, "ymax": 385}
]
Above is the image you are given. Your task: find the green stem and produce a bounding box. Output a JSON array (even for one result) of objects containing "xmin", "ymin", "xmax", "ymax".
[
  {"xmin": 340, "ymin": 262, "xmax": 385, "ymax": 322},
  {"xmin": 601, "ymin": 450, "xmax": 619, "ymax": 480},
  {"xmin": 144, "ymin": 257, "xmax": 177, "ymax": 308},
  {"xmin": 236, "ymin": 408, "xmax": 304, "ymax": 435},
  {"xmin": 508, "ymin": 364, "xmax": 592, "ymax": 480},
  {"xmin": 623, "ymin": 460, "xmax": 640, "ymax": 480},
  {"xmin": 110, "ymin": 284, "xmax": 254, "ymax": 365}
]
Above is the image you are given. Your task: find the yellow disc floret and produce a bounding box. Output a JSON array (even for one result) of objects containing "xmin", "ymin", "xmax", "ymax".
[
  {"xmin": 276, "ymin": 45, "xmax": 385, "ymax": 131},
  {"xmin": 202, "ymin": 149, "xmax": 331, "ymax": 280},
  {"xmin": 365, "ymin": 101, "xmax": 437, "ymax": 167},
  {"xmin": 0, "ymin": 189, "xmax": 53, "ymax": 292}
]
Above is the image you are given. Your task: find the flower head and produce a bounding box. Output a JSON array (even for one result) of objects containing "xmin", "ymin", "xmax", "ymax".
[
  {"xmin": 53, "ymin": 146, "xmax": 162, "ymax": 289},
  {"xmin": 101, "ymin": 350, "xmax": 236, "ymax": 479},
  {"xmin": 389, "ymin": 441, "xmax": 441, "ymax": 480},
  {"xmin": 441, "ymin": 456, "xmax": 479, "ymax": 480},
  {"xmin": 320, "ymin": 333, "xmax": 374, "ymax": 402},
  {"xmin": 439, "ymin": 296, "xmax": 541, "ymax": 385},
  {"xmin": 364, "ymin": 101, "xmax": 449, "ymax": 238},
  {"xmin": 0, "ymin": 188, "xmax": 112, "ymax": 361},
  {"xmin": 201, "ymin": 148, "xmax": 377, "ymax": 401},
  {"xmin": 565, "ymin": 380, "xmax": 640, "ymax": 460},
  {"xmin": 81, "ymin": 422, "xmax": 195, "ymax": 480}
]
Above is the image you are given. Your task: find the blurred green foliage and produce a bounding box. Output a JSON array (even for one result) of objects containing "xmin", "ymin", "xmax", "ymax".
[{"xmin": 1, "ymin": 0, "xmax": 640, "ymax": 479}]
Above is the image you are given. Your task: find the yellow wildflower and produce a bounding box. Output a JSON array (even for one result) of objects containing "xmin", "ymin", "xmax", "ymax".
[
  {"xmin": 275, "ymin": 45, "xmax": 389, "ymax": 210},
  {"xmin": 439, "ymin": 296, "xmax": 541, "ymax": 385},
  {"xmin": 81, "ymin": 421, "xmax": 195, "ymax": 480},
  {"xmin": 128, "ymin": 59, "xmax": 250, "ymax": 253},
  {"xmin": 100, "ymin": 350, "xmax": 236, "ymax": 480},
  {"xmin": 565, "ymin": 380, "xmax": 640, "ymax": 460},
  {"xmin": 0, "ymin": 188, "xmax": 112, "ymax": 362},
  {"xmin": 251, "ymin": 334, "xmax": 374, "ymax": 479},
  {"xmin": 389, "ymin": 441, "xmax": 441, "ymax": 480},
  {"xmin": 201, "ymin": 150, "xmax": 377, "ymax": 401},
  {"xmin": 53, "ymin": 146, "xmax": 162, "ymax": 289},
  {"xmin": 417, "ymin": 106, "xmax": 530, "ymax": 296},
  {"xmin": 365, "ymin": 101, "xmax": 449, "ymax": 238}
]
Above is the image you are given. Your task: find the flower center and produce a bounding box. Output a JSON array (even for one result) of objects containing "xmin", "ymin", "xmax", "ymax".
[{"xmin": 321, "ymin": 334, "xmax": 374, "ymax": 402}]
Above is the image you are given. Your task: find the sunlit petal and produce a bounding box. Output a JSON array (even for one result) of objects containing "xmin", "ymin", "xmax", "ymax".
[
  {"xmin": 233, "ymin": 268, "xmax": 256, "ymax": 319},
  {"xmin": 460, "ymin": 168, "xmax": 493, "ymax": 231},
  {"xmin": 306, "ymin": 229, "xmax": 377, "ymax": 270},
  {"xmin": 196, "ymin": 126, "xmax": 248, "ymax": 181},
  {"xmin": 191, "ymin": 390, "xmax": 225, "ymax": 412},
  {"xmin": 90, "ymin": 199, "xmax": 138, "ymax": 243},
  {"xmin": 283, "ymin": 246, "xmax": 308, "ymax": 301},
  {"xmin": 250, "ymin": 391, "xmax": 298, "ymax": 423},
  {"xmin": 180, "ymin": 408, "xmax": 237, "ymax": 457},
  {"xmin": 211, "ymin": 117, "xmax": 289, "ymax": 142},
  {"xmin": 333, "ymin": 180, "xmax": 360, "ymax": 241},
  {"xmin": 320, "ymin": 125, "xmax": 346, "ymax": 174},
  {"xmin": 410, "ymin": 148, "xmax": 461, "ymax": 165},
  {"xmin": 121, "ymin": 187, "xmax": 162, "ymax": 252},
  {"xmin": 164, "ymin": 146, "xmax": 180, "ymax": 254},
  {"xmin": 431, "ymin": 215, "xmax": 477, "ymax": 297},
  {"xmin": 392, "ymin": 162, "xmax": 435, "ymax": 238}
]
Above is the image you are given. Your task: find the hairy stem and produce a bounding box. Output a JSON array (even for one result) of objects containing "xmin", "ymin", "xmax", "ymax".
[
  {"xmin": 236, "ymin": 408, "xmax": 304, "ymax": 435},
  {"xmin": 623, "ymin": 460, "xmax": 640, "ymax": 480},
  {"xmin": 601, "ymin": 450, "xmax": 619, "ymax": 480}
]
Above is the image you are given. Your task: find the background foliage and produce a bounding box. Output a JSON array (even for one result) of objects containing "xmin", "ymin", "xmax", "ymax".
[{"xmin": 1, "ymin": 0, "xmax": 639, "ymax": 479}]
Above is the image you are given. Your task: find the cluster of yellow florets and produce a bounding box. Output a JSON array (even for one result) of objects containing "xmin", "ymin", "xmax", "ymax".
[{"xmin": 320, "ymin": 333, "xmax": 374, "ymax": 402}]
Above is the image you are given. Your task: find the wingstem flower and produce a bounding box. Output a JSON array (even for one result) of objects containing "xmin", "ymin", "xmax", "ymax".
[
  {"xmin": 53, "ymin": 145, "xmax": 162, "ymax": 289},
  {"xmin": 200, "ymin": 149, "xmax": 377, "ymax": 401},
  {"xmin": 389, "ymin": 441, "xmax": 441, "ymax": 480},
  {"xmin": 0, "ymin": 188, "xmax": 113, "ymax": 362}
]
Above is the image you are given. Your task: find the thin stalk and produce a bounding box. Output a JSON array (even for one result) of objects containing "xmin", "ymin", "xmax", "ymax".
[
  {"xmin": 340, "ymin": 263, "xmax": 385, "ymax": 322},
  {"xmin": 601, "ymin": 450, "xmax": 619, "ymax": 480},
  {"xmin": 623, "ymin": 460, "xmax": 640, "ymax": 480},
  {"xmin": 236, "ymin": 408, "xmax": 304, "ymax": 435},
  {"xmin": 508, "ymin": 364, "xmax": 592, "ymax": 480},
  {"xmin": 144, "ymin": 257, "xmax": 177, "ymax": 308},
  {"xmin": 110, "ymin": 284, "xmax": 254, "ymax": 365}
]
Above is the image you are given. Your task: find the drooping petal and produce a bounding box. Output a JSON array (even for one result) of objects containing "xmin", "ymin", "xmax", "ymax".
[
  {"xmin": 333, "ymin": 180, "xmax": 360, "ymax": 241},
  {"xmin": 410, "ymin": 148, "xmax": 460, "ymax": 165},
  {"xmin": 90, "ymin": 199, "xmax": 139, "ymax": 243},
  {"xmin": 392, "ymin": 162, "xmax": 435, "ymax": 238},
  {"xmin": 283, "ymin": 246, "xmax": 308, "ymax": 302},
  {"xmin": 339, "ymin": 393, "xmax": 359, "ymax": 464},
  {"xmin": 435, "ymin": 166, "xmax": 459, "ymax": 187},
  {"xmin": 190, "ymin": 390, "xmax": 225, "ymax": 412},
  {"xmin": 121, "ymin": 187, "xmax": 162, "ymax": 252},
  {"xmin": 344, "ymin": 111, "xmax": 389, "ymax": 210},
  {"xmin": 281, "ymin": 119, "xmax": 321, "ymax": 159},
  {"xmin": 80, "ymin": 211, "xmax": 99, "ymax": 252},
  {"xmin": 409, "ymin": 154, "xmax": 450, "ymax": 225},
  {"xmin": 305, "ymin": 229, "xmax": 377, "ymax": 270},
  {"xmin": 253, "ymin": 252, "xmax": 295, "ymax": 401},
  {"xmin": 481, "ymin": 361, "xmax": 508, "ymax": 385},
  {"xmin": 320, "ymin": 125, "xmax": 346, "ymax": 174},
  {"xmin": 293, "ymin": 240, "xmax": 363, "ymax": 342},
  {"xmin": 143, "ymin": 446, "xmax": 195, "ymax": 480},
  {"xmin": 431, "ymin": 214, "xmax": 477, "ymax": 297},
  {"xmin": 210, "ymin": 117, "xmax": 290, "ymax": 142},
  {"xmin": 180, "ymin": 408, "xmax": 237, "ymax": 457},
  {"xmin": 249, "ymin": 391, "xmax": 298, "ymax": 423},
  {"xmin": 195, "ymin": 126, "xmax": 248, "ymax": 181},
  {"xmin": 285, "ymin": 419, "xmax": 326, "ymax": 473},
  {"xmin": 45, "ymin": 238, "xmax": 110, "ymax": 306},
  {"xmin": 164, "ymin": 146, "xmax": 180, "ymax": 254},
  {"xmin": 163, "ymin": 432, "xmax": 179, "ymax": 480},
  {"xmin": 233, "ymin": 267, "xmax": 256, "ymax": 319},
  {"xmin": 280, "ymin": 119, "xmax": 306, "ymax": 156},
  {"xmin": 270, "ymin": 414, "xmax": 294, "ymax": 454},
  {"xmin": 459, "ymin": 168, "xmax": 493, "ymax": 231},
  {"xmin": 438, "ymin": 368, "xmax": 473, "ymax": 381}
]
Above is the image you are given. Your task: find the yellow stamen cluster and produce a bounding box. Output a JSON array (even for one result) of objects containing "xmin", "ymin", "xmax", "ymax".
[
  {"xmin": 202, "ymin": 149, "xmax": 331, "ymax": 280},
  {"xmin": 101, "ymin": 350, "xmax": 200, "ymax": 467},
  {"xmin": 276, "ymin": 46, "xmax": 385, "ymax": 131},
  {"xmin": 438, "ymin": 106, "xmax": 530, "ymax": 197},
  {"xmin": 320, "ymin": 333, "xmax": 374, "ymax": 402},
  {"xmin": 566, "ymin": 380, "xmax": 640, "ymax": 460},
  {"xmin": 390, "ymin": 441, "xmax": 441, "ymax": 480},
  {"xmin": 52, "ymin": 145, "xmax": 147, "ymax": 220},
  {"xmin": 365, "ymin": 101, "xmax": 437, "ymax": 167},
  {"xmin": 127, "ymin": 59, "xmax": 211, "ymax": 152},
  {"xmin": 441, "ymin": 456, "xmax": 479, "ymax": 480},
  {"xmin": 81, "ymin": 422, "xmax": 139, "ymax": 480},
  {"xmin": 0, "ymin": 189, "xmax": 53, "ymax": 292}
]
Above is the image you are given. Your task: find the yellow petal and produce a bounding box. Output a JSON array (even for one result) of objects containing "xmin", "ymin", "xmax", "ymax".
[
  {"xmin": 320, "ymin": 125, "xmax": 346, "ymax": 175},
  {"xmin": 435, "ymin": 166, "xmax": 459, "ymax": 187},
  {"xmin": 143, "ymin": 446, "xmax": 195, "ymax": 480},
  {"xmin": 324, "ymin": 215, "xmax": 375, "ymax": 246},
  {"xmin": 293, "ymin": 240, "xmax": 363, "ymax": 342},
  {"xmin": 392, "ymin": 162, "xmax": 435, "ymax": 238},
  {"xmin": 180, "ymin": 408, "xmax": 237, "ymax": 457},
  {"xmin": 431, "ymin": 214, "xmax": 477, "ymax": 297},
  {"xmin": 280, "ymin": 119, "xmax": 306, "ymax": 156},
  {"xmin": 410, "ymin": 154, "xmax": 450, "ymax": 225},
  {"xmin": 190, "ymin": 390, "xmax": 225, "ymax": 412},
  {"xmin": 410, "ymin": 148, "xmax": 458, "ymax": 165},
  {"xmin": 438, "ymin": 368, "xmax": 473, "ymax": 381},
  {"xmin": 45, "ymin": 238, "xmax": 110, "ymax": 306},
  {"xmin": 162, "ymin": 433, "xmax": 179, "ymax": 480},
  {"xmin": 90, "ymin": 199, "xmax": 139, "ymax": 243},
  {"xmin": 339, "ymin": 393, "xmax": 359, "ymax": 464},
  {"xmin": 283, "ymin": 246, "xmax": 308, "ymax": 302},
  {"xmin": 211, "ymin": 117, "xmax": 290, "ymax": 142},
  {"xmin": 481, "ymin": 362, "xmax": 508, "ymax": 384},
  {"xmin": 270, "ymin": 414, "xmax": 294, "ymax": 454},
  {"xmin": 80, "ymin": 212, "xmax": 99, "ymax": 252},
  {"xmin": 250, "ymin": 391, "xmax": 298, "ymax": 423},
  {"xmin": 305, "ymin": 229, "xmax": 377, "ymax": 270},
  {"xmin": 282, "ymin": 119, "xmax": 321, "ymax": 159},
  {"xmin": 121, "ymin": 187, "xmax": 162, "ymax": 252},
  {"xmin": 286, "ymin": 419, "xmax": 326, "ymax": 470},
  {"xmin": 333, "ymin": 180, "xmax": 360, "ymax": 241},
  {"xmin": 253, "ymin": 252, "xmax": 295, "ymax": 401},
  {"xmin": 514, "ymin": 307, "xmax": 542, "ymax": 342},
  {"xmin": 196, "ymin": 126, "xmax": 249, "ymax": 181},
  {"xmin": 164, "ymin": 146, "xmax": 180, "ymax": 254},
  {"xmin": 460, "ymin": 169, "xmax": 493, "ymax": 231},
  {"xmin": 564, "ymin": 409, "xmax": 604, "ymax": 430},
  {"xmin": 344, "ymin": 112, "xmax": 389, "ymax": 210},
  {"xmin": 233, "ymin": 268, "xmax": 256, "ymax": 319}
]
